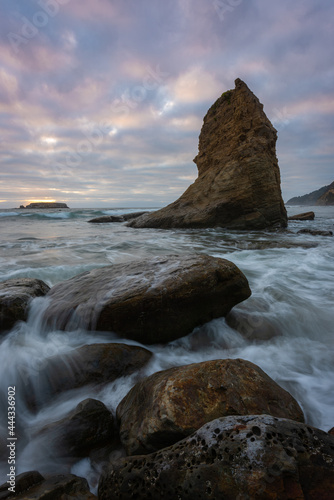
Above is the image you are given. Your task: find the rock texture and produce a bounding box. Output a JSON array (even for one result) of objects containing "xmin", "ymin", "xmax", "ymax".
[
  {"xmin": 0, "ymin": 472, "xmax": 96, "ymax": 499},
  {"xmin": 98, "ymin": 415, "xmax": 334, "ymax": 500},
  {"xmin": 42, "ymin": 255, "xmax": 251, "ymax": 344},
  {"xmin": 128, "ymin": 79, "xmax": 287, "ymax": 230},
  {"xmin": 24, "ymin": 202, "xmax": 69, "ymax": 208},
  {"xmin": 0, "ymin": 278, "xmax": 50, "ymax": 331},
  {"xmin": 288, "ymin": 211, "xmax": 315, "ymax": 221},
  {"xmin": 117, "ymin": 358, "xmax": 304, "ymax": 455},
  {"xmin": 35, "ymin": 399, "xmax": 114, "ymax": 459},
  {"xmin": 26, "ymin": 343, "xmax": 152, "ymax": 408}
]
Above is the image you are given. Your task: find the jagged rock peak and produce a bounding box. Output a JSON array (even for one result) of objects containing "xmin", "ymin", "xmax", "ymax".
[{"xmin": 128, "ymin": 78, "xmax": 287, "ymax": 230}]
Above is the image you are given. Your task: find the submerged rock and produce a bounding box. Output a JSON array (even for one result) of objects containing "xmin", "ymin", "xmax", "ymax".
[
  {"xmin": 0, "ymin": 278, "xmax": 50, "ymax": 332},
  {"xmin": 98, "ymin": 415, "xmax": 334, "ymax": 500},
  {"xmin": 288, "ymin": 211, "xmax": 315, "ymax": 221},
  {"xmin": 0, "ymin": 472, "xmax": 96, "ymax": 499},
  {"xmin": 297, "ymin": 228, "xmax": 333, "ymax": 236},
  {"xmin": 226, "ymin": 309, "xmax": 282, "ymax": 341},
  {"xmin": 43, "ymin": 255, "xmax": 251, "ymax": 344},
  {"xmin": 36, "ymin": 399, "xmax": 114, "ymax": 459},
  {"xmin": 129, "ymin": 79, "xmax": 287, "ymax": 230},
  {"xmin": 117, "ymin": 358, "xmax": 304, "ymax": 455}
]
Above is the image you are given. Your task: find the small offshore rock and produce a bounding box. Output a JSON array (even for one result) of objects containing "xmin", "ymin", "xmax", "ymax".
[
  {"xmin": 98, "ymin": 415, "xmax": 334, "ymax": 500},
  {"xmin": 88, "ymin": 215, "xmax": 124, "ymax": 223},
  {"xmin": 43, "ymin": 255, "xmax": 251, "ymax": 344},
  {"xmin": 288, "ymin": 211, "xmax": 315, "ymax": 221},
  {"xmin": 0, "ymin": 278, "xmax": 50, "ymax": 331},
  {"xmin": 297, "ymin": 228, "xmax": 333, "ymax": 236},
  {"xmin": 88, "ymin": 211, "xmax": 148, "ymax": 223},
  {"xmin": 117, "ymin": 358, "xmax": 304, "ymax": 455}
]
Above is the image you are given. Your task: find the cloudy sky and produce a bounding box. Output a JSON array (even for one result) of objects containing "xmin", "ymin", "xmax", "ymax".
[{"xmin": 1, "ymin": 0, "xmax": 333, "ymax": 208}]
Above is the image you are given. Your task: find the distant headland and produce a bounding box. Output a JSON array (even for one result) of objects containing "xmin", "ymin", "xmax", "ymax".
[
  {"xmin": 19, "ymin": 202, "xmax": 69, "ymax": 209},
  {"xmin": 287, "ymin": 181, "xmax": 334, "ymax": 206}
]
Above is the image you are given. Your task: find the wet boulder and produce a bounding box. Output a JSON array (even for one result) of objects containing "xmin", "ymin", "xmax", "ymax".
[
  {"xmin": 36, "ymin": 399, "xmax": 115, "ymax": 459},
  {"xmin": 43, "ymin": 255, "xmax": 251, "ymax": 344},
  {"xmin": 26, "ymin": 343, "xmax": 152, "ymax": 408},
  {"xmin": 0, "ymin": 471, "xmax": 96, "ymax": 499},
  {"xmin": 98, "ymin": 415, "xmax": 334, "ymax": 500},
  {"xmin": 116, "ymin": 358, "xmax": 304, "ymax": 455},
  {"xmin": 0, "ymin": 278, "xmax": 50, "ymax": 331}
]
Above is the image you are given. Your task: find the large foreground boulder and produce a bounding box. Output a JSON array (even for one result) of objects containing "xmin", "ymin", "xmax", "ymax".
[
  {"xmin": 98, "ymin": 415, "xmax": 334, "ymax": 500},
  {"xmin": 117, "ymin": 358, "xmax": 304, "ymax": 455},
  {"xmin": 129, "ymin": 78, "xmax": 287, "ymax": 230},
  {"xmin": 0, "ymin": 278, "xmax": 50, "ymax": 332},
  {"xmin": 43, "ymin": 255, "xmax": 251, "ymax": 344}
]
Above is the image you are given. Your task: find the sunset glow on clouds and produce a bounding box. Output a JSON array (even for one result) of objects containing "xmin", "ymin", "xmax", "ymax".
[{"xmin": 0, "ymin": 0, "xmax": 333, "ymax": 207}]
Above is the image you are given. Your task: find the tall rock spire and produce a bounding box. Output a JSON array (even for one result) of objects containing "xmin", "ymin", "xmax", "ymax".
[{"xmin": 129, "ymin": 79, "xmax": 287, "ymax": 229}]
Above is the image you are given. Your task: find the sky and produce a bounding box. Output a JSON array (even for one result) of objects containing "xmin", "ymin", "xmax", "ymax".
[{"xmin": 0, "ymin": 0, "xmax": 333, "ymax": 208}]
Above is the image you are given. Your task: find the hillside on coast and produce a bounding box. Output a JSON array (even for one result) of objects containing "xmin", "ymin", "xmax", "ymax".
[{"xmin": 287, "ymin": 181, "xmax": 334, "ymax": 205}]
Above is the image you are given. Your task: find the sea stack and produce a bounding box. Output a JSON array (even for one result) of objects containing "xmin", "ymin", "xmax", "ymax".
[{"xmin": 129, "ymin": 79, "xmax": 287, "ymax": 230}]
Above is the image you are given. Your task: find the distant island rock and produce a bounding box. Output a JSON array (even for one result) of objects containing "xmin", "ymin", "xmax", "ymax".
[
  {"xmin": 129, "ymin": 78, "xmax": 287, "ymax": 230},
  {"xmin": 22, "ymin": 202, "xmax": 69, "ymax": 209},
  {"xmin": 287, "ymin": 181, "xmax": 334, "ymax": 206}
]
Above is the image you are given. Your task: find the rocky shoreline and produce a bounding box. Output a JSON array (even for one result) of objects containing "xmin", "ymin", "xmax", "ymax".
[{"xmin": 1, "ymin": 254, "xmax": 333, "ymax": 499}]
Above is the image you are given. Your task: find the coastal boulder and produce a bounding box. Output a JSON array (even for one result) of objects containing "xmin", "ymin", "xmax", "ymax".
[
  {"xmin": 35, "ymin": 399, "xmax": 114, "ymax": 459},
  {"xmin": 0, "ymin": 278, "xmax": 50, "ymax": 331},
  {"xmin": 116, "ymin": 358, "xmax": 304, "ymax": 455},
  {"xmin": 128, "ymin": 79, "xmax": 287, "ymax": 230},
  {"xmin": 25, "ymin": 343, "xmax": 152, "ymax": 408},
  {"xmin": 43, "ymin": 255, "xmax": 251, "ymax": 344},
  {"xmin": 0, "ymin": 472, "xmax": 96, "ymax": 499},
  {"xmin": 98, "ymin": 415, "xmax": 334, "ymax": 500}
]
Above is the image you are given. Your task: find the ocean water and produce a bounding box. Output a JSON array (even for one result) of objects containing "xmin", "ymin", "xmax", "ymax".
[{"xmin": 0, "ymin": 205, "xmax": 333, "ymax": 490}]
